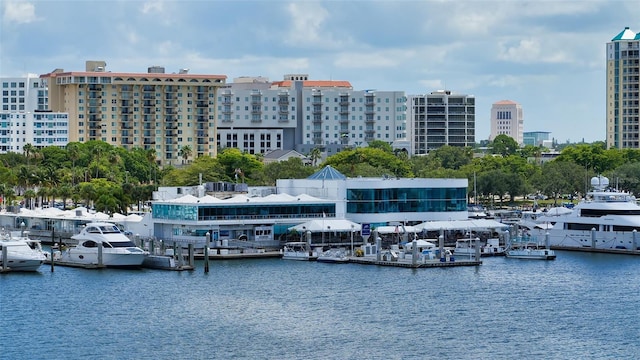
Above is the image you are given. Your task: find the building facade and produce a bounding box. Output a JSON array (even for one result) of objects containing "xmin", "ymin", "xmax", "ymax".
[
  {"xmin": 606, "ymin": 27, "xmax": 640, "ymax": 149},
  {"xmin": 489, "ymin": 100, "xmax": 523, "ymax": 145},
  {"xmin": 408, "ymin": 90, "xmax": 475, "ymax": 155},
  {"xmin": 218, "ymin": 74, "xmax": 408, "ymax": 157},
  {"xmin": 1, "ymin": 75, "xmax": 69, "ymax": 153},
  {"xmin": 523, "ymin": 131, "xmax": 551, "ymax": 147},
  {"xmin": 41, "ymin": 61, "xmax": 226, "ymax": 164}
]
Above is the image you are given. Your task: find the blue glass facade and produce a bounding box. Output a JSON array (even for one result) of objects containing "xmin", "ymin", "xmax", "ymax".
[
  {"xmin": 346, "ymin": 187, "xmax": 467, "ymax": 214},
  {"xmin": 152, "ymin": 203, "xmax": 336, "ymax": 222}
]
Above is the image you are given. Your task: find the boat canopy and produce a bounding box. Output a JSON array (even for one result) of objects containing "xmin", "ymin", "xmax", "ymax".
[
  {"xmin": 414, "ymin": 219, "xmax": 510, "ymax": 232},
  {"xmin": 288, "ymin": 219, "xmax": 361, "ymax": 233}
]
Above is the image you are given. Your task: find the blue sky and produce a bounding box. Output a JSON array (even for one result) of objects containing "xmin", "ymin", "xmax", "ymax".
[{"xmin": 1, "ymin": 0, "xmax": 639, "ymax": 143}]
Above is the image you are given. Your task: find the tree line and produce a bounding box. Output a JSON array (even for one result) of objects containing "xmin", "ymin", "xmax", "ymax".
[{"xmin": 1, "ymin": 135, "xmax": 639, "ymax": 213}]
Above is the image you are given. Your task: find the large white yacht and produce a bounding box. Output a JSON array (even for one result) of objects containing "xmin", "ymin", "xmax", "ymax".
[
  {"xmin": 49, "ymin": 223, "xmax": 146, "ymax": 268},
  {"xmin": 0, "ymin": 230, "xmax": 47, "ymax": 272},
  {"xmin": 542, "ymin": 176, "xmax": 640, "ymax": 252}
]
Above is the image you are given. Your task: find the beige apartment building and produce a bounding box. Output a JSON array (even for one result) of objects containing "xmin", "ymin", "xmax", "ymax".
[{"xmin": 41, "ymin": 61, "xmax": 226, "ymax": 164}]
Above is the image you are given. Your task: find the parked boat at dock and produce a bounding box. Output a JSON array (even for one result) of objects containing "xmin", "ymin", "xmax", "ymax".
[
  {"xmin": 46, "ymin": 222, "xmax": 146, "ymax": 268},
  {"xmin": 454, "ymin": 237, "xmax": 505, "ymax": 257},
  {"xmin": 316, "ymin": 248, "xmax": 349, "ymax": 263},
  {"xmin": 505, "ymin": 240, "xmax": 556, "ymax": 260},
  {"xmin": 0, "ymin": 230, "xmax": 47, "ymax": 272},
  {"xmin": 282, "ymin": 242, "xmax": 319, "ymax": 261},
  {"xmin": 542, "ymin": 176, "xmax": 640, "ymax": 253}
]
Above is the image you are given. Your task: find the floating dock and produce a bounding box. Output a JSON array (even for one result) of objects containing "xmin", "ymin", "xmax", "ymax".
[
  {"xmin": 194, "ymin": 249, "xmax": 282, "ymax": 260},
  {"xmin": 349, "ymin": 256, "xmax": 481, "ymax": 268},
  {"xmin": 551, "ymin": 246, "xmax": 640, "ymax": 256}
]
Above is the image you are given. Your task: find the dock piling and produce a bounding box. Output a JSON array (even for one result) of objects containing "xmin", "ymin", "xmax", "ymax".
[{"xmin": 204, "ymin": 232, "xmax": 210, "ymax": 273}]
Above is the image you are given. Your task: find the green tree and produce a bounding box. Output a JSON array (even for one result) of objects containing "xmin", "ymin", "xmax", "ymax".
[
  {"xmin": 324, "ymin": 147, "xmax": 412, "ymax": 177},
  {"xmin": 261, "ymin": 158, "xmax": 316, "ymax": 186},
  {"xmin": 539, "ymin": 161, "xmax": 586, "ymax": 205},
  {"xmin": 367, "ymin": 140, "xmax": 393, "ymax": 153},
  {"xmin": 490, "ymin": 134, "xmax": 519, "ymax": 157}
]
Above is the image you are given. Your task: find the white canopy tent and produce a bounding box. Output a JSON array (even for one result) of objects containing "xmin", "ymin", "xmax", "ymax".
[
  {"xmin": 414, "ymin": 219, "xmax": 510, "ymax": 232},
  {"xmin": 375, "ymin": 225, "xmax": 420, "ymax": 234},
  {"xmin": 288, "ymin": 219, "xmax": 362, "ymax": 233}
]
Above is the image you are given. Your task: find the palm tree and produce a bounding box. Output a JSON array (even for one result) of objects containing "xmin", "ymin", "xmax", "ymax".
[
  {"xmin": 309, "ymin": 147, "xmax": 322, "ymax": 167},
  {"xmin": 67, "ymin": 143, "xmax": 81, "ymax": 184},
  {"xmin": 23, "ymin": 189, "xmax": 36, "ymax": 210},
  {"xmin": 23, "ymin": 143, "xmax": 35, "ymax": 165},
  {"xmin": 178, "ymin": 145, "xmax": 192, "ymax": 165}
]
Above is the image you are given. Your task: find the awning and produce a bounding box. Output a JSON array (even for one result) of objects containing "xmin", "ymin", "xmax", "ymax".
[
  {"xmin": 288, "ymin": 219, "xmax": 362, "ymax": 232},
  {"xmin": 414, "ymin": 219, "xmax": 510, "ymax": 232}
]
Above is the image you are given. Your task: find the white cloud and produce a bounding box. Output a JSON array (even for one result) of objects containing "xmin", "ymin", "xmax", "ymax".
[
  {"xmin": 2, "ymin": 1, "xmax": 39, "ymax": 24},
  {"xmin": 284, "ymin": 2, "xmax": 350, "ymax": 49},
  {"xmin": 141, "ymin": 1, "xmax": 164, "ymax": 14}
]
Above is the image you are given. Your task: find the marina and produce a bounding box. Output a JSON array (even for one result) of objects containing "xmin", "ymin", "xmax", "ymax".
[{"xmin": 3, "ymin": 250, "xmax": 640, "ymax": 359}]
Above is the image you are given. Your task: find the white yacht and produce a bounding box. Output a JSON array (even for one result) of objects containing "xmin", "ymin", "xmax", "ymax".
[
  {"xmin": 49, "ymin": 223, "xmax": 146, "ymax": 268},
  {"xmin": 0, "ymin": 231, "xmax": 47, "ymax": 272},
  {"xmin": 542, "ymin": 176, "xmax": 640, "ymax": 252},
  {"xmin": 282, "ymin": 242, "xmax": 318, "ymax": 261}
]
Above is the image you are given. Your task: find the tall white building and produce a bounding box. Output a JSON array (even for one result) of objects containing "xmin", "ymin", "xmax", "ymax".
[
  {"xmin": 606, "ymin": 27, "xmax": 640, "ymax": 149},
  {"xmin": 408, "ymin": 90, "xmax": 475, "ymax": 155},
  {"xmin": 489, "ymin": 100, "xmax": 523, "ymax": 145},
  {"xmin": 0, "ymin": 75, "xmax": 69, "ymax": 153},
  {"xmin": 218, "ymin": 74, "xmax": 408, "ymax": 157}
]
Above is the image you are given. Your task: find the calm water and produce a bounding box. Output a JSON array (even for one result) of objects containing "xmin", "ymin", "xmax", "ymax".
[{"xmin": 2, "ymin": 252, "xmax": 640, "ymax": 359}]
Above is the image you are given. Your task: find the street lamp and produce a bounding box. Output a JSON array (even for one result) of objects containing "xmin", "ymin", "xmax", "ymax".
[{"xmin": 350, "ymin": 224, "xmax": 355, "ymax": 256}]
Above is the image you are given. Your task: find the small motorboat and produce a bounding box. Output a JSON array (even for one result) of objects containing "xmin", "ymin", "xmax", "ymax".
[{"xmin": 0, "ymin": 230, "xmax": 47, "ymax": 272}]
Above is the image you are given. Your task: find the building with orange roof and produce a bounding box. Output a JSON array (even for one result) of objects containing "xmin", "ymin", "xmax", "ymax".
[
  {"xmin": 218, "ymin": 74, "xmax": 408, "ymax": 157},
  {"xmin": 40, "ymin": 60, "xmax": 227, "ymax": 164},
  {"xmin": 489, "ymin": 99, "xmax": 523, "ymax": 144}
]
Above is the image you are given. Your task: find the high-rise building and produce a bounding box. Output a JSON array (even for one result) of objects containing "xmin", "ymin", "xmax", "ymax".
[
  {"xmin": 606, "ymin": 27, "xmax": 640, "ymax": 149},
  {"xmin": 489, "ymin": 100, "xmax": 523, "ymax": 145},
  {"xmin": 408, "ymin": 90, "xmax": 475, "ymax": 155},
  {"xmin": 219, "ymin": 74, "xmax": 408, "ymax": 157},
  {"xmin": 0, "ymin": 75, "xmax": 69, "ymax": 153},
  {"xmin": 40, "ymin": 61, "xmax": 226, "ymax": 164}
]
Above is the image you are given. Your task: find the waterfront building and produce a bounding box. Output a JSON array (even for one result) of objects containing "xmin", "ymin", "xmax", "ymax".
[
  {"xmin": 489, "ymin": 100, "xmax": 523, "ymax": 145},
  {"xmin": 135, "ymin": 166, "xmax": 467, "ymax": 246},
  {"xmin": 408, "ymin": 90, "xmax": 475, "ymax": 155},
  {"xmin": 0, "ymin": 75, "xmax": 69, "ymax": 153},
  {"xmin": 40, "ymin": 61, "xmax": 227, "ymax": 164},
  {"xmin": 606, "ymin": 27, "xmax": 640, "ymax": 149}
]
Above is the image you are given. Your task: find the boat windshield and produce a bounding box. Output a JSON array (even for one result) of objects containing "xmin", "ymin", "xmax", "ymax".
[
  {"xmin": 106, "ymin": 240, "xmax": 137, "ymax": 248},
  {"xmin": 98, "ymin": 225, "xmax": 122, "ymax": 234}
]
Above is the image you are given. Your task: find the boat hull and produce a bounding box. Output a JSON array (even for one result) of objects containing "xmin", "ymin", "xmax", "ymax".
[
  {"xmin": 0, "ymin": 257, "xmax": 44, "ymax": 271},
  {"xmin": 282, "ymin": 252, "xmax": 317, "ymax": 261},
  {"xmin": 506, "ymin": 249, "xmax": 556, "ymax": 260},
  {"xmin": 54, "ymin": 248, "xmax": 145, "ymax": 268}
]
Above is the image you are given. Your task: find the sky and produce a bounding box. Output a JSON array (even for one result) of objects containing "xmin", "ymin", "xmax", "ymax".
[{"xmin": 1, "ymin": 0, "xmax": 639, "ymax": 144}]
